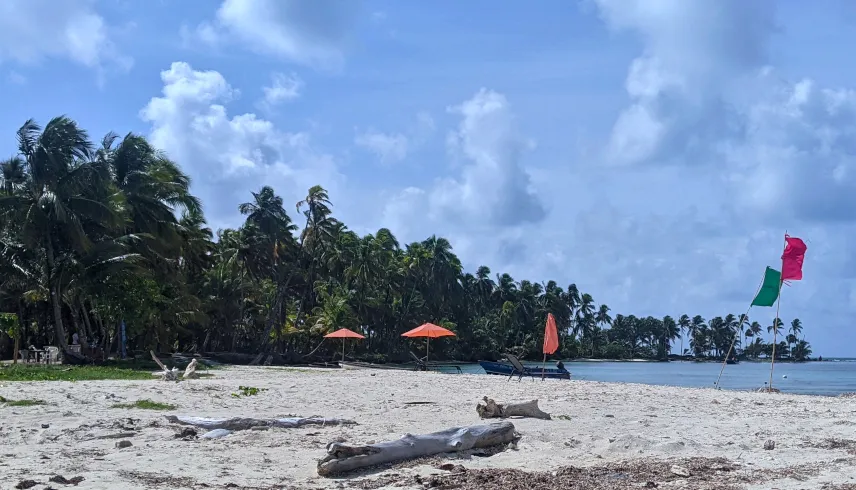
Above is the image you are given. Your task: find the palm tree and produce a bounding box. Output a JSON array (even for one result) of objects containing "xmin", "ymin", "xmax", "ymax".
[
  {"xmin": 0, "ymin": 157, "xmax": 26, "ymax": 194},
  {"xmin": 745, "ymin": 321, "xmax": 762, "ymax": 358},
  {"xmin": 789, "ymin": 318, "xmax": 803, "ymax": 356},
  {"xmin": 0, "ymin": 118, "xmax": 120, "ymax": 352},
  {"xmin": 576, "ymin": 293, "xmax": 595, "ymax": 347},
  {"xmin": 566, "ymin": 283, "xmax": 580, "ymax": 338},
  {"xmin": 687, "ymin": 315, "xmax": 706, "ymax": 357},
  {"xmin": 592, "ymin": 304, "xmax": 612, "ymax": 357},
  {"xmin": 767, "ymin": 318, "xmax": 784, "ymax": 339},
  {"xmin": 677, "ymin": 314, "xmax": 690, "ymax": 359},
  {"xmin": 240, "ymin": 186, "xmax": 297, "ymax": 356},
  {"xmin": 661, "ymin": 315, "xmax": 679, "ymax": 358},
  {"xmin": 792, "ymin": 339, "xmax": 812, "ymax": 361}
]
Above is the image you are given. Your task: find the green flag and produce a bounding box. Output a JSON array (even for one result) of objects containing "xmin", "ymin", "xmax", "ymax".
[{"xmin": 751, "ymin": 267, "xmax": 781, "ymax": 307}]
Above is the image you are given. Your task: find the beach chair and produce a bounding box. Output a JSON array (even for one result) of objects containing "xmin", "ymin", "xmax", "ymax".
[
  {"xmin": 408, "ymin": 351, "xmax": 463, "ymax": 374},
  {"xmin": 45, "ymin": 346, "xmax": 61, "ymax": 365},
  {"xmin": 505, "ymin": 354, "xmax": 534, "ymax": 382},
  {"xmin": 408, "ymin": 351, "xmax": 428, "ymax": 371}
]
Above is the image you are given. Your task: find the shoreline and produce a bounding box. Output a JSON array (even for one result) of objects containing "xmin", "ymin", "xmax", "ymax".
[{"xmin": 2, "ymin": 366, "xmax": 856, "ymax": 489}]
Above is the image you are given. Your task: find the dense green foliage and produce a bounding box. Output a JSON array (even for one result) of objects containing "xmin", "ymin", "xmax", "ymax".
[{"xmin": 0, "ymin": 117, "xmax": 814, "ymax": 363}]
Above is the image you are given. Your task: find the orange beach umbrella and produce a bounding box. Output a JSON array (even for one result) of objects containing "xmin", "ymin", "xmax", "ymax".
[
  {"xmin": 401, "ymin": 323, "xmax": 456, "ymax": 361},
  {"xmin": 325, "ymin": 328, "xmax": 365, "ymax": 361},
  {"xmin": 542, "ymin": 313, "xmax": 559, "ymax": 380},
  {"xmin": 543, "ymin": 313, "xmax": 559, "ymax": 355}
]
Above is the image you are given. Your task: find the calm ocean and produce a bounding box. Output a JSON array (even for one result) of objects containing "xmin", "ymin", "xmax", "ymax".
[{"xmin": 449, "ymin": 359, "xmax": 856, "ymax": 396}]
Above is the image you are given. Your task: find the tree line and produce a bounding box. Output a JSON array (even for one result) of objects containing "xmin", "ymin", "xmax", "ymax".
[{"xmin": 0, "ymin": 117, "xmax": 814, "ymax": 363}]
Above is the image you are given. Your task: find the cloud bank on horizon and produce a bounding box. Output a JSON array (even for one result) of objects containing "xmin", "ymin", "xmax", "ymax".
[{"xmin": 1, "ymin": 0, "xmax": 856, "ymax": 355}]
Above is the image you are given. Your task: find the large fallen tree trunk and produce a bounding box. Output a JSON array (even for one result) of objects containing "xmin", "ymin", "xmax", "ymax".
[
  {"xmin": 165, "ymin": 415, "xmax": 356, "ymax": 431},
  {"xmin": 317, "ymin": 421, "xmax": 518, "ymax": 477},
  {"xmin": 476, "ymin": 397, "xmax": 551, "ymax": 420}
]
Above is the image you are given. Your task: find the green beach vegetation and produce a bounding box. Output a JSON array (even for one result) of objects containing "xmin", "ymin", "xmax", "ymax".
[
  {"xmin": 111, "ymin": 399, "xmax": 177, "ymax": 410},
  {"xmin": 0, "ymin": 395, "xmax": 45, "ymax": 407},
  {"xmin": 0, "ymin": 117, "xmax": 813, "ymax": 364}
]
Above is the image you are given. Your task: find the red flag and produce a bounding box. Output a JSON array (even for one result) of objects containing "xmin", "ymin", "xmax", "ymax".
[
  {"xmin": 781, "ymin": 235, "xmax": 807, "ymax": 281},
  {"xmin": 543, "ymin": 313, "xmax": 559, "ymax": 355}
]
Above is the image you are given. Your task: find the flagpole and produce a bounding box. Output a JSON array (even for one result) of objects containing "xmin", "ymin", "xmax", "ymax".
[
  {"xmin": 714, "ymin": 309, "xmax": 750, "ymax": 389},
  {"xmin": 768, "ymin": 232, "xmax": 788, "ymax": 390},
  {"xmin": 714, "ymin": 269, "xmax": 766, "ymax": 389}
]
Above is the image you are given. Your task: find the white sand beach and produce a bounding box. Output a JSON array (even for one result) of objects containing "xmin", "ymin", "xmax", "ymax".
[{"xmin": 2, "ymin": 366, "xmax": 855, "ymax": 489}]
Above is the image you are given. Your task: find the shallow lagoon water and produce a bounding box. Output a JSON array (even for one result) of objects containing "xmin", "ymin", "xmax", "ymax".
[{"xmin": 452, "ymin": 359, "xmax": 856, "ymax": 396}]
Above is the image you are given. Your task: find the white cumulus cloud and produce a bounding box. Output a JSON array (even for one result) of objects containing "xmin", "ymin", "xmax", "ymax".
[
  {"xmin": 140, "ymin": 61, "xmax": 344, "ymax": 231},
  {"xmin": 187, "ymin": 0, "xmax": 359, "ymax": 69},
  {"xmin": 354, "ymin": 130, "xmax": 408, "ymax": 164},
  {"xmin": 261, "ymin": 72, "xmax": 303, "ymax": 107},
  {"xmin": 0, "ymin": 0, "xmax": 131, "ymax": 76}
]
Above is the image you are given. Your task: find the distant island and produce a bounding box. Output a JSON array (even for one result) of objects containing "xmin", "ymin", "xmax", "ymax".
[{"xmin": 0, "ymin": 117, "xmax": 813, "ymax": 365}]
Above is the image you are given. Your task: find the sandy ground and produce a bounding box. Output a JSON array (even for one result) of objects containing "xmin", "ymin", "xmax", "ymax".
[{"xmin": 1, "ymin": 366, "xmax": 856, "ymax": 489}]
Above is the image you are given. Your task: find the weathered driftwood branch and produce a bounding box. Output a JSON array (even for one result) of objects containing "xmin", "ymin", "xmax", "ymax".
[
  {"xmin": 476, "ymin": 397, "xmax": 551, "ymax": 420},
  {"xmin": 150, "ymin": 350, "xmax": 179, "ymax": 381},
  {"xmin": 165, "ymin": 415, "xmax": 357, "ymax": 431},
  {"xmin": 183, "ymin": 358, "xmax": 198, "ymax": 379},
  {"xmin": 317, "ymin": 421, "xmax": 518, "ymax": 477},
  {"xmin": 150, "ymin": 351, "xmax": 201, "ymax": 380}
]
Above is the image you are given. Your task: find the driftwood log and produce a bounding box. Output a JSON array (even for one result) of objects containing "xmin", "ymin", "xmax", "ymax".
[
  {"xmin": 317, "ymin": 421, "xmax": 518, "ymax": 477},
  {"xmin": 183, "ymin": 358, "xmax": 198, "ymax": 379},
  {"xmin": 476, "ymin": 397, "xmax": 551, "ymax": 420},
  {"xmin": 165, "ymin": 415, "xmax": 357, "ymax": 431},
  {"xmin": 150, "ymin": 350, "xmax": 179, "ymax": 380}
]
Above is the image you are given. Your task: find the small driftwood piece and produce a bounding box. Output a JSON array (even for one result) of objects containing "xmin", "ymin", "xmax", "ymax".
[
  {"xmin": 165, "ymin": 415, "xmax": 357, "ymax": 431},
  {"xmin": 183, "ymin": 358, "xmax": 198, "ymax": 379},
  {"xmin": 317, "ymin": 421, "xmax": 518, "ymax": 477},
  {"xmin": 476, "ymin": 397, "xmax": 551, "ymax": 420},
  {"xmin": 150, "ymin": 350, "xmax": 179, "ymax": 381}
]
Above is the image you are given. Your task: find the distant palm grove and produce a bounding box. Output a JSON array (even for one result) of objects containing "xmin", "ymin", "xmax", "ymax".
[{"xmin": 0, "ymin": 117, "xmax": 814, "ymax": 363}]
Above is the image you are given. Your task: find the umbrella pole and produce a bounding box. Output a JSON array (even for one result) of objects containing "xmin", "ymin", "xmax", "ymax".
[
  {"xmin": 426, "ymin": 337, "xmax": 430, "ymax": 364},
  {"xmin": 342, "ymin": 339, "xmax": 346, "ymax": 361},
  {"xmin": 541, "ymin": 353, "xmax": 547, "ymax": 380}
]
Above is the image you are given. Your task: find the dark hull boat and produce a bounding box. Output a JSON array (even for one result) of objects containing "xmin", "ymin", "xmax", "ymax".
[
  {"xmin": 479, "ymin": 360, "xmax": 571, "ymax": 380},
  {"xmin": 726, "ymin": 359, "xmax": 739, "ymax": 365}
]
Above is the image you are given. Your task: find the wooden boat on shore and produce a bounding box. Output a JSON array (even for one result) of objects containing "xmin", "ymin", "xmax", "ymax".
[
  {"xmin": 478, "ymin": 360, "xmax": 571, "ymax": 380},
  {"xmin": 338, "ymin": 361, "xmax": 414, "ymax": 371},
  {"xmin": 339, "ymin": 361, "xmax": 463, "ymax": 373}
]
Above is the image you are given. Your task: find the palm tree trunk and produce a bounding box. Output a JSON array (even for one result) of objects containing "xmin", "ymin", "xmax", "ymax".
[
  {"xmin": 79, "ymin": 299, "xmax": 94, "ymax": 343},
  {"xmin": 233, "ymin": 262, "xmax": 244, "ymax": 353},
  {"xmin": 251, "ymin": 283, "xmax": 286, "ymax": 364},
  {"xmin": 201, "ymin": 330, "xmax": 211, "ymax": 353},
  {"xmin": 67, "ymin": 302, "xmax": 89, "ymax": 350},
  {"xmin": 45, "ymin": 238, "xmax": 69, "ymax": 352},
  {"xmin": 17, "ymin": 300, "xmax": 27, "ymax": 347}
]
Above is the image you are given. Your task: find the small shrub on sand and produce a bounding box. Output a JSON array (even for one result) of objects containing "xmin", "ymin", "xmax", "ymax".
[
  {"xmin": 231, "ymin": 385, "xmax": 267, "ymax": 398},
  {"xmin": 111, "ymin": 399, "xmax": 177, "ymax": 410}
]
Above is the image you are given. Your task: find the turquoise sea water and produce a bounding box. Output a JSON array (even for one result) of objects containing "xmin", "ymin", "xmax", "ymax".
[{"xmin": 446, "ymin": 359, "xmax": 856, "ymax": 396}]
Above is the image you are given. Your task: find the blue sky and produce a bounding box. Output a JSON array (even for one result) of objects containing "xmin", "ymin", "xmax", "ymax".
[{"xmin": 2, "ymin": 0, "xmax": 856, "ymax": 355}]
